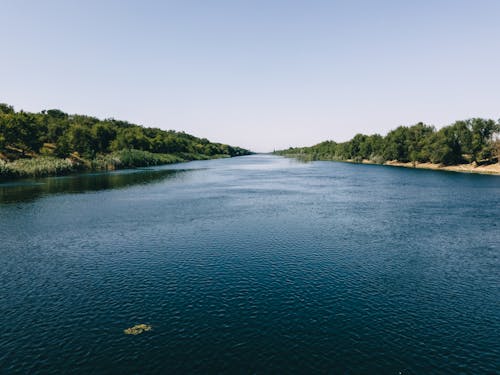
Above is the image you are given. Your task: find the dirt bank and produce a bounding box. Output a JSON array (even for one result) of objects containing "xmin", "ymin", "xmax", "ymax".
[{"xmin": 381, "ymin": 160, "xmax": 500, "ymax": 175}]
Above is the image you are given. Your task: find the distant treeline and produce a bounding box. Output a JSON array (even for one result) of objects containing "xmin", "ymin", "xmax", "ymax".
[
  {"xmin": 275, "ymin": 119, "xmax": 500, "ymax": 166},
  {"xmin": 0, "ymin": 103, "xmax": 251, "ymax": 178},
  {"xmin": 0, "ymin": 103, "xmax": 250, "ymax": 159}
]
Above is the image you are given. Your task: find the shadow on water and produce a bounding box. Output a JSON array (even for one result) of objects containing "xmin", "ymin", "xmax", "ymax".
[{"xmin": 0, "ymin": 168, "xmax": 185, "ymax": 204}]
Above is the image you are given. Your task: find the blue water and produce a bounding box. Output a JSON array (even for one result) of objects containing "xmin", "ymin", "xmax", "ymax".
[{"xmin": 1, "ymin": 155, "xmax": 499, "ymax": 374}]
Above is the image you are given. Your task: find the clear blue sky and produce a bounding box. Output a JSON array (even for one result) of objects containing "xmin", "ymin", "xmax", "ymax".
[{"xmin": 1, "ymin": 0, "xmax": 499, "ymax": 152}]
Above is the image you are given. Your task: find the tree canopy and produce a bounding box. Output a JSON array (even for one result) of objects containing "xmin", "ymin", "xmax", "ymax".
[
  {"xmin": 275, "ymin": 119, "xmax": 500, "ymax": 166},
  {"xmin": 0, "ymin": 104, "xmax": 251, "ymax": 160}
]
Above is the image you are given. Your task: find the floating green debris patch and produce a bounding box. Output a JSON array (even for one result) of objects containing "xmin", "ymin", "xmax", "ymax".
[{"xmin": 124, "ymin": 324, "xmax": 152, "ymax": 335}]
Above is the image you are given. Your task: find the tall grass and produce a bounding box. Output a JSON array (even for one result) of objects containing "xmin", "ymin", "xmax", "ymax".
[
  {"xmin": 0, "ymin": 149, "xmax": 216, "ymax": 180},
  {"xmin": 0, "ymin": 157, "xmax": 77, "ymax": 179},
  {"xmin": 91, "ymin": 149, "xmax": 185, "ymax": 170}
]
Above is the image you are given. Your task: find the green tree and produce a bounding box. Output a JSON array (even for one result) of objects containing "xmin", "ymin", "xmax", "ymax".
[
  {"xmin": 46, "ymin": 109, "xmax": 68, "ymax": 119},
  {"xmin": 407, "ymin": 123, "xmax": 435, "ymax": 163},
  {"xmin": 0, "ymin": 103, "xmax": 14, "ymax": 114},
  {"xmin": 111, "ymin": 127, "xmax": 152, "ymax": 151},
  {"xmin": 92, "ymin": 123, "xmax": 116, "ymax": 153},
  {"xmin": 0, "ymin": 112, "xmax": 44, "ymax": 154},
  {"xmin": 67, "ymin": 125, "xmax": 96, "ymax": 157},
  {"xmin": 470, "ymin": 118, "xmax": 499, "ymax": 161},
  {"xmin": 425, "ymin": 128, "xmax": 462, "ymax": 165},
  {"xmin": 383, "ymin": 126, "xmax": 410, "ymax": 162}
]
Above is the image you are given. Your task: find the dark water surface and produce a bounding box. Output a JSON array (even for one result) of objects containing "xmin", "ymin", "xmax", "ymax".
[{"xmin": 1, "ymin": 155, "xmax": 499, "ymax": 374}]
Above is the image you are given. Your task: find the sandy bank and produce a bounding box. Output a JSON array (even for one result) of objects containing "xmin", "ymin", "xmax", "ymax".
[{"xmin": 380, "ymin": 160, "xmax": 500, "ymax": 175}]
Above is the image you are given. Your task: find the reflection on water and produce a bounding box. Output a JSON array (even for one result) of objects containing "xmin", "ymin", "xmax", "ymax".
[{"xmin": 0, "ymin": 168, "xmax": 184, "ymax": 204}]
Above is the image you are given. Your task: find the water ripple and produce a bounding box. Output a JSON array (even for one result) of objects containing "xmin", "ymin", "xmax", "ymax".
[{"xmin": 0, "ymin": 155, "xmax": 499, "ymax": 374}]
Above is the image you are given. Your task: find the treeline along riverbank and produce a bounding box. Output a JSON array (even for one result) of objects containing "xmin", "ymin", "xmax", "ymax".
[
  {"xmin": 275, "ymin": 119, "xmax": 500, "ymax": 175},
  {"xmin": 0, "ymin": 103, "xmax": 251, "ymax": 179}
]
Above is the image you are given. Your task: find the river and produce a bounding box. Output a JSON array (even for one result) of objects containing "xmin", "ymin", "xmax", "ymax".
[{"xmin": 1, "ymin": 154, "xmax": 499, "ymax": 374}]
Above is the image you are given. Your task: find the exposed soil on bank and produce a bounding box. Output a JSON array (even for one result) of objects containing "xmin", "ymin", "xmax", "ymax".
[{"xmin": 379, "ymin": 160, "xmax": 500, "ymax": 175}]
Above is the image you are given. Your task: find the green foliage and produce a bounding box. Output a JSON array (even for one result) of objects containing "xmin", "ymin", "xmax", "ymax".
[
  {"xmin": 0, "ymin": 157, "xmax": 77, "ymax": 178},
  {"xmin": 0, "ymin": 103, "xmax": 14, "ymax": 114},
  {"xmin": 0, "ymin": 111, "xmax": 45, "ymax": 153},
  {"xmin": 276, "ymin": 119, "xmax": 500, "ymax": 166},
  {"xmin": 0, "ymin": 103, "xmax": 251, "ymax": 178},
  {"xmin": 470, "ymin": 118, "xmax": 498, "ymax": 161},
  {"xmin": 99, "ymin": 149, "xmax": 185, "ymax": 169},
  {"xmin": 92, "ymin": 123, "xmax": 116, "ymax": 153},
  {"xmin": 66, "ymin": 125, "xmax": 95, "ymax": 157},
  {"xmin": 46, "ymin": 109, "xmax": 68, "ymax": 119}
]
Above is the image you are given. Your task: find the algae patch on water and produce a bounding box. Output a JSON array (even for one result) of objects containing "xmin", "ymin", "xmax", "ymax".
[{"xmin": 124, "ymin": 324, "xmax": 152, "ymax": 335}]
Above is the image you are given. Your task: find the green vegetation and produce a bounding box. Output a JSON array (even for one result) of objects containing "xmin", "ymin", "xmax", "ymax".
[
  {"xmin": 124, "ymin": 324, "xmax": 152, "ymax": 335},
  {"xmin": 275, "ymin": 119, "xmax": 500, "ymax": 166},
  {"xmin": 0, "ymin": 157, "xmax": 77, "ymax": 178},
  {"xmin": 0, "ymin": 103, "xmax": 251, "ymax": 179}
]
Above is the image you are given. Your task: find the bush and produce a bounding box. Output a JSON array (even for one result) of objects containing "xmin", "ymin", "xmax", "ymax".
[
  {"xmin": 370, "ymin": 154, "xmax": 386, "ymax": 164},
  {"xmin": 90, "ymin": 149, "xmax": 186, "ymax": 170}
]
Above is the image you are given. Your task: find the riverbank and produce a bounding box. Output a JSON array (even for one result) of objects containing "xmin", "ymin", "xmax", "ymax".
[
  {"xmin": 280, "ymin": 153, "xmax": 500, "ymax": 176},
  {"xmin": 0, "ymin": 149, "xmax": 229, "ymax": 180},
  {"xmin": 381, "ymin": 160, "xmax": 500, "ymax": 175},
  {"xmin": 343, "ymin": 158, "xmax": 500, "ymax": 175}
]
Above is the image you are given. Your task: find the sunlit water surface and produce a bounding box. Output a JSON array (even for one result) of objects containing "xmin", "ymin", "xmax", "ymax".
[{"xmin": 1, "ymin": 155, "xmax": 499, "ymax": 374}]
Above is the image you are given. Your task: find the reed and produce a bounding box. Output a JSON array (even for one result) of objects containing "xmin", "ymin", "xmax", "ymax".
[
  {"xmin": 0, "ymin": 149, "xmax": 214, "ymax": 179},
  {"xmin": 0, "ymin": 157, "xmax": 77, "ymax": 178}
]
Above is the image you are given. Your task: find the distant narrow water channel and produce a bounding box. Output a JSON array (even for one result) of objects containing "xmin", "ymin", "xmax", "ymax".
[{"xmin": 1, "ymin": 155, "xmax": 499, "ymax": 374}]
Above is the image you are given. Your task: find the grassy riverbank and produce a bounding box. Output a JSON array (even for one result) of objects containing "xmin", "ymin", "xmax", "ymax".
[
  {"xmin": 0, "ymin": 103, "xmax": 251, "ymax": 180},
  {"xmin": 0, "ymin": 149, "xmax": 230, "ymax": 180}
]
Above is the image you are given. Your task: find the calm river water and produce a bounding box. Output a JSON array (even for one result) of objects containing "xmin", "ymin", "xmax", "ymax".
[{"xmin": 1, "ymin": 155, "xmax": 499, "ymax": 374}]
